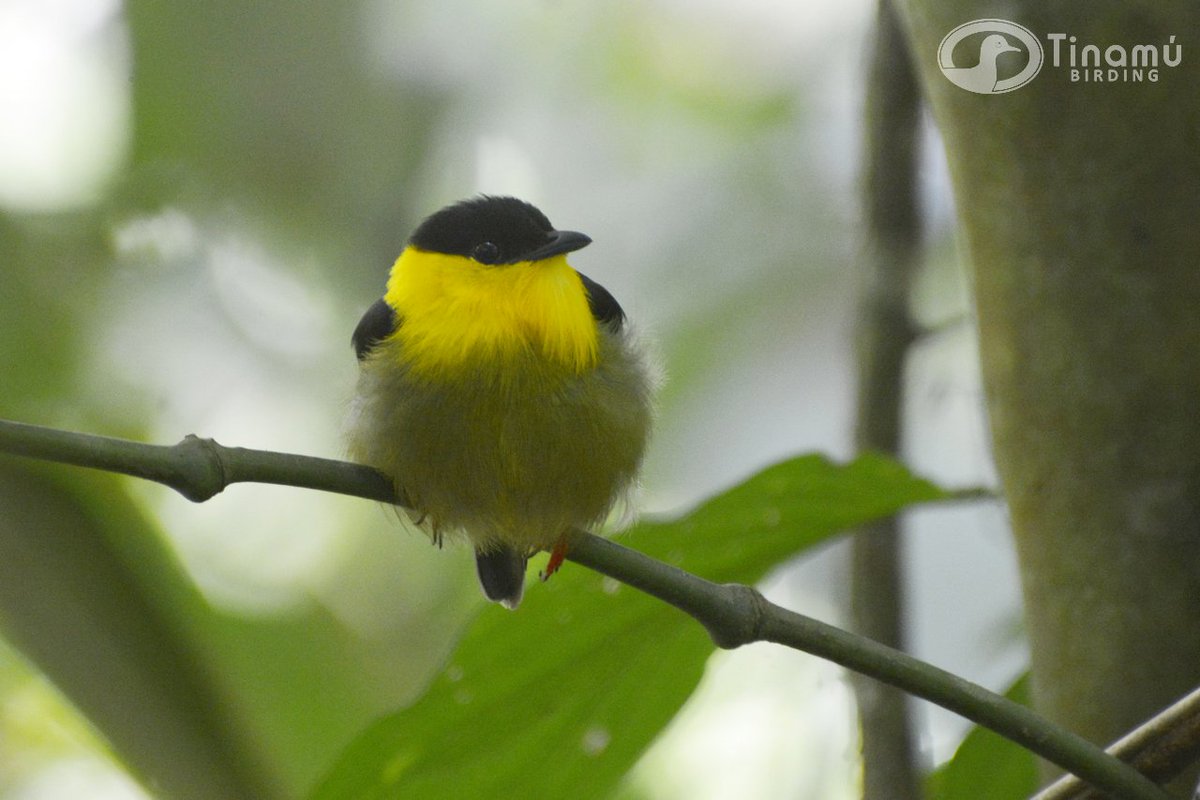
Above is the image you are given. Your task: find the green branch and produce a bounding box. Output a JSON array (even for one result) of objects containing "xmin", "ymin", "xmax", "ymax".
[
  {"xmin": 1033, "ymin": 686, "xmax": 1200, "ymax": 800},
  {"xmin": 0, "ymin": 418, "xmax": 1172, "ymax": 800},
  {"xmin": 0, "ymin": 418, "xmax": 395, "ymax": 504}
]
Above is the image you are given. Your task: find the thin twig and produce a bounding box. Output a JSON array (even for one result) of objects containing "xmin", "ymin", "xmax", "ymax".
[
  {"xmin": 1033, "ymin": 686, "xmax": 1200, "ymax": 800},
  {"xmin": 0, "ymin": 417, "xmax": 1175, "ymax": 800},
  {"xmin": 0, "ymin": 418, "xmax": 395, "ymax": 504}
]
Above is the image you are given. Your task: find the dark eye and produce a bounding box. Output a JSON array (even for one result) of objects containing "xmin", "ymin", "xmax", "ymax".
[{"xmin": 472, "ymin": 241, "xmax": 501, "ymax": 264}]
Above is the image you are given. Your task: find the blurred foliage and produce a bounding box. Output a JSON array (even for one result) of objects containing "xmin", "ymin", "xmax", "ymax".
[
  {"xmin": 0, "ymin": 463, "xmax": 277, "ymax": 799},
  {"xmin": 312, "ymin": 453, "xmax": 944, "ymax": 800},
  {"xmin": 0, "ymin": 0, "xmax": 951, "ymax": 798},
  {"xmin": 2, "ymin": 0, "xmax": 455, "ymax": 795},
  {"xmin": 0, "ymin": 635, "xmax": 119, "ymax": 796},
  {"xmin": 0, "ymin": 213, "xmax": 110, "ymax": 422},
  {"xmin": 123, "ymin": 0, "xmax": 445, "ymax": 293}
]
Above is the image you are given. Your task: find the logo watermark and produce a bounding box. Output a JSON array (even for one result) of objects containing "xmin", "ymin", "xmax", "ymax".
[
  {"xmin": 1048, "ymin": 33, "xmax": 1180, "ymax": 83},
  {"xmin": 938, "ymin": 20, "xmax": 1182, "ymax": 93},
  {"xmin": 938, "ymin": 20, "xmax": 1043, "ymax": 94}
]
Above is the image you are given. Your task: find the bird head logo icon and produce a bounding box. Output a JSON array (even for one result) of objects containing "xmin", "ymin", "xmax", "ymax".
[{"xmin": 938, "ymin": 20, "xmax": 1044, "ymax": 94}]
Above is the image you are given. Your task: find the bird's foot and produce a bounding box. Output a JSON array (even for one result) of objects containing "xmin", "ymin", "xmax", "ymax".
[{"xmin": 539, "ymin": 535, "xmax": 570, "ymax": 582}]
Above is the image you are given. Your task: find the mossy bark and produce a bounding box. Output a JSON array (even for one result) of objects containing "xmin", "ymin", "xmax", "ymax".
[{"xmin": 897, "ymin": 0, "xmax": 1200, "ymax": 784}]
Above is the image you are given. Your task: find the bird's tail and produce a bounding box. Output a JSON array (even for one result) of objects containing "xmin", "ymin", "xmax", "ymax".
[{"xmin": 474, "ymin": 546, "xmax": 528, "ymax": 609}]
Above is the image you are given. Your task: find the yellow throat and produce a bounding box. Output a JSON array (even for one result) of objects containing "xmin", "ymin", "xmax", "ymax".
[{"xmin": 383, "ymin": 247, "xmax": 600, "ymax": 378}]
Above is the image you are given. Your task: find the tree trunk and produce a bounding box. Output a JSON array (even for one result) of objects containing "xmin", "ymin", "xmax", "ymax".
[
  {"xmin": 850, "ymin": 2, "xmax": 923, "ymax": 798},
  {"xmin": 896, "ymin": 2, "xmax": 1200, "ymax": 789}
]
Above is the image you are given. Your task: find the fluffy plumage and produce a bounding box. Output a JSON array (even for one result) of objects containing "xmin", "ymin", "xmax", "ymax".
[{"xmin": 348, "ymin": 196, "xmax": 653, "ymax": 607}]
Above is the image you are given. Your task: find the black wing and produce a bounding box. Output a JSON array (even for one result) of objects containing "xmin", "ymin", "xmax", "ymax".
[
  {"xmin": 352, "ymin": 298, "xmax": 399, "ymax": 360},
  {"xmin": 576, "ymin": 271, "xmax": 626, "ymax": 331}
]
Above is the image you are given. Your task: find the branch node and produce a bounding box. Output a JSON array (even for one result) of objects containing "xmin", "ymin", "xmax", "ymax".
[
  {"xmin": 173, "ymin": 435, "xmax": 228, "ymax": 502},
  {"xmin": 706, "ymin": 583, "xmax": 770, "ymax": 649}
]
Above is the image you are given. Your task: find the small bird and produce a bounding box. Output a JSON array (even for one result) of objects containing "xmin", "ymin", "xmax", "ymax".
[
  {"xmin": 942, "ymin": 33, "xmax": 1020, "ymax": 93},
  {"xmin": 347, "ymin": 196, "xmax": 654, "ymax": 608}
]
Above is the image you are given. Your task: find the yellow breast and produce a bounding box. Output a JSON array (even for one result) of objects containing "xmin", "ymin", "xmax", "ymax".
[{"xmin": 383, "ymin": 247, "xmax": 599, "ymax": 379}]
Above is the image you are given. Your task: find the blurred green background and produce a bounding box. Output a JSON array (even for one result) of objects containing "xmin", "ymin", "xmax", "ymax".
[{"xmin": 0, "ymin": 1, "xmax": 1020, "ymax": 798}]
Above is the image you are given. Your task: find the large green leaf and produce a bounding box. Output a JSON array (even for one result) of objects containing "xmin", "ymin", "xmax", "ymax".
[
  {"xmin": 927, "ymin": 674, "xmax": 1037, "ymax": 800},
  {"xmin": 311, "ymin": 452, "xmax": 946, "ymax": 800}
]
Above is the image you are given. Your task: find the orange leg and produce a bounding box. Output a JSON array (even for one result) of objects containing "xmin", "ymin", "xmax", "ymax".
[{"xmin": 539, "ymin": 534, "xmax": 570, "ymax": 582}]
